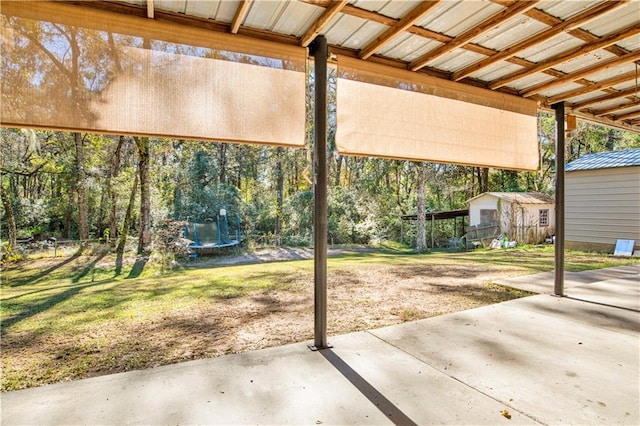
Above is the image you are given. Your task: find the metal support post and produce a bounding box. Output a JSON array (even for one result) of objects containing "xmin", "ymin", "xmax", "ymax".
[
  {"xmin": 310, "ymin": 35, "xmax": 330, "ymax": 350},
  {"xmin": 552, "ymin": 102, "xmax": 565, "ymax": 296}
]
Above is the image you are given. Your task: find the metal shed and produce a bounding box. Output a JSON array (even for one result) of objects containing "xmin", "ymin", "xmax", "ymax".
[{"xmin": 565, "ymin": 149, "xmax": 640, "ymax": 253}]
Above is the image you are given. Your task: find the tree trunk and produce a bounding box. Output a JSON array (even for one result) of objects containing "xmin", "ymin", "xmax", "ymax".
[
  {"xmin": 416, "ymin": 162, "xmax": 427, "ymax": 252},
  {"xmin": 74, "ymin": 132, "xmax": 90, "ymax": 245},
  {"xmin": 477, "ymin": 167, "xmax": 489, "ymax": 194},
  {"xmin": 0, "ymin": 184, "xmax": 17, "ymax": 251},
  {"xmin": 116, "ymin": 172, "xmax": 138, "ymax": 258},
  {"xmin": 108, "ymin": 136, "xmax": 125, "ymax": 246},
  {"xmin": 334, "ymin": 154, "xmax": 343, "ymax": 187},
  {"xmin": 134, "ymin": 137, "xmax": 151, "ymax": 254},
  {"xmin": 218, "ymin": 142, "xmax": 227, "ymax": 185},
  {"xmin": 274, "ymin": 147, "xmax": 284, "ymax": 245}
]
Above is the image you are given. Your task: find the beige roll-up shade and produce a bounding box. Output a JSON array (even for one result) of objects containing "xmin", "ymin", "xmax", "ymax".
[
  {"xmin": 0, "ymin": 2, "xmax": 306, "ymax": 147},
  {"xmin": 336, "ymin": 56, "xmax": 539, "ymax": 170}
]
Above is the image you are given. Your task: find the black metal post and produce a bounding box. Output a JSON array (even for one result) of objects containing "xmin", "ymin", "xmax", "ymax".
[
  {"xmin": 310, "ymin": 36, "xmax": 330, "ymax": 350},
  {"xmin": 553, "ymin": 102, "xmax": 565, "ymax": 296}
]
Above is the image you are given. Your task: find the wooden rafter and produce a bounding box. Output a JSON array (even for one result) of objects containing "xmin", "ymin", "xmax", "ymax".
[
  {"xmin": 546, "ymin": 71, "xmax": 638, "ymax": 105},
  {"xmin": 146, "ymin": 0, "xmax": 154, "ymax": 19},
  {"xmin": 452, "ymin": 1, "xmax": 626, "ymax": 81},
  {"xmin": 571, "ymin": 86, "xmax": 640, "ymax": 110},
  {"xmin": 489, "ymin": 23, "xmax": 640, "ymax": 90},
  {"xmin": 409, "ymin": 1, "xmax": 539, "ymax": 71},
  {"xmin": 521, "ymin": 50, "xmax": 640, "ymax": 97},
  {"xmin": 359, "ymin": 1, "xmax": 442, "ymax": 60},
  {"xmin": 300, "ymin": 0, "xmax": 348, "ymax": 48},
  {"xmin": 593, "ymin": 99, "xmax": 640, "ymax": 117},
  {"xmin": 230, "ymin": 0, "xmax": 252, "ymax": 34}
]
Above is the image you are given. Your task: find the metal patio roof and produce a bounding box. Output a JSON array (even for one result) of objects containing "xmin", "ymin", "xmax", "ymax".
[
  {"xmin": 565, "ymin": 147, "xmax": 640, "ymax": 170},
  {"xmin": 73, "ymin": 0, "xmax": 640, "ymax": 132}
]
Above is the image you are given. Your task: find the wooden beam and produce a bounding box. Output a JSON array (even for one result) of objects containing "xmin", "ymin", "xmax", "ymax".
[
  {"xmin": 300, "ymin": 0, "xmax": 348, "ymax": 47},
  {"xmin": 452, "ymin": 1, "xmax": 626, "ymax": 81},
  {"xmin": 359, "ymin": 1, "xmax": 442, "ymax": 60},
  {"xmin": 571, "ymin": 86, "xmax": 640, "ymax": 110},
  {"xmin": 410, "ymin": 0, "xmax": 538, "ymax": 71},
  {"xmin": 593, "ymin": 99, "xmax": 640, "ymax": 116},
  {"xmin": 521, "ymin": 50, "xmax": 640, "ymax": 97},
  {"xmin": 614, "ymin": 109, "xmax": 640, "ymax": 121},
  {"xmin": 546, "ymin": 71, "xmax": 638, "ymax": 105},
  {"xmin": 146, "ymin": 0, "xmax": 154, "ymax": 19},
  {"xmin": 489, "ymin": 23, "xmax": 640, "ymax": 90},
  {"xmin": 230, "ymin": 0, "xmax": 252, "ymax": 34}
]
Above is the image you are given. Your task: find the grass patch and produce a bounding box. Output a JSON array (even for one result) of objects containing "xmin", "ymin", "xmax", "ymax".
[{"xmin": 1, "ymin": 246, "xmax": 637, "ymax": 391}]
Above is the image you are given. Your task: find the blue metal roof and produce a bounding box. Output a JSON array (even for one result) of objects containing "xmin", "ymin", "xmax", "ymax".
[{"xmin": 565, "ymin": 149, "xmax": 640, "ymax": 172}]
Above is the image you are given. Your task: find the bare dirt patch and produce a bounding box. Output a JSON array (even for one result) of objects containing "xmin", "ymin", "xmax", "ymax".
[{"xmin": 1, "ymin": 249, "xmax": 533, "ymax": 390}]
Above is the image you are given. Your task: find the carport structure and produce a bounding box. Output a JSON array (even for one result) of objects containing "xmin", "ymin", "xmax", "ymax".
[{"xmin": 2, "ymin": 0, "xmax": 640, "ymax": 349}]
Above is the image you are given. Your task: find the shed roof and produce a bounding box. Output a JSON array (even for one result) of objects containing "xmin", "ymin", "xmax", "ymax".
[
  {"xmin": 467, "ymin": 192, "xmax": 555, "ymax": 205},
  {"xmin": 27, "ymin": 0, "xmax": 640, "ymax": 132},
  {"xmin": 565, "ymin": 148, "xmax": 640, "ymax": 171}
]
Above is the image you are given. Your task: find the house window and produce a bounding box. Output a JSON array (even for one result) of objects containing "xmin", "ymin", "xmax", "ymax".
[
  {"xmin": 480, "ymin": 209, "xmax": 497, "ymax": 224},
  {"xmin": 539, "ymin": 209, "xmax": 549, "ymax": 227}
]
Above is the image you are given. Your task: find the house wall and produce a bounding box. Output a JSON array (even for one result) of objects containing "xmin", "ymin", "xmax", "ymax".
[
  {"xmin": 511, "ymin": 203, "xmax": 555, "ymax": 242},
  {"xmin": 468, "ymin": 195, "xmax": 555, "ymax": 243},
  {"xmin": 566, "ymin": 166, "xmax": 640, "ymax": 253},
  {"xmin": 468, "ymin": 195, "xmax": 499, "ymax": 226}
]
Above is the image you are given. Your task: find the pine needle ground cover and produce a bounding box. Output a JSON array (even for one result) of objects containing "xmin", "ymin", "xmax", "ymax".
[{"xmin": 1, "ymin": 246, "xmax": 637, "ymax": 391}]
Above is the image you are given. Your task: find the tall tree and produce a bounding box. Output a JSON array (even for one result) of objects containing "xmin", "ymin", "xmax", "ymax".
[
  {"xmin": 134, "ymin": 137, "xmax": 151, "ymax": 254},
  {"xmin": 108, "ymin": 136, "xmax": 125, "ymax": 246},
  {"xmin": 74, "ymin": 132, "xmax": 89, "ymax": 244},
  {"xmin": 274, "ymin": 147, "xmax": 284, "ymax": 245},
  {"xmin": 416, "ymin": 162, "xmax": 427, "ymax": 251}
]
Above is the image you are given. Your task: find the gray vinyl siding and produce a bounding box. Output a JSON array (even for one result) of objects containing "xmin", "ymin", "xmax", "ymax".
[{"xmin": 565, "ymin": 166, "xmax": 640, "ymax": 246}]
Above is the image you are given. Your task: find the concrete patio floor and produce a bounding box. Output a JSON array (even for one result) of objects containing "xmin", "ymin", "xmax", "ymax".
[{"xmin": 2, "ymin": 265, "xmax": 638, "ymax": 425}]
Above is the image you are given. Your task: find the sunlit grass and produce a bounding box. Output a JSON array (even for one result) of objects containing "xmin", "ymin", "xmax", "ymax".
[{"xmin": 1, "ymin": 246, "xmax": 637, "ymax": 391}]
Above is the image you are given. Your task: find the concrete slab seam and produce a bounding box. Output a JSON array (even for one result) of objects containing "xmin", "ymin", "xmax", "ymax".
[{"xmin": 363, "ymin": 330, "xmax": 545, "ymax": 425}]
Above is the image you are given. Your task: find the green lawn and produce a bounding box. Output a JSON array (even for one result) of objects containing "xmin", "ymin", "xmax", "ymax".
[{"xmin": 1, "ymin": 245, "xmax": 637, "ymax": 391}]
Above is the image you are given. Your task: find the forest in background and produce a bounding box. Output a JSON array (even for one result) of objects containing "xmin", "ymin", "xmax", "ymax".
[
  {"xmin": 2, "ymin": 16, "xmax": 639, "ymax": 260},
  {"xmin": 2, "ymin": 116, "xmax": 639, "ymax": 259}
]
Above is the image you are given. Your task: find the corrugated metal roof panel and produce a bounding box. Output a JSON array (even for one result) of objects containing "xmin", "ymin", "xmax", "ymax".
[
  {"xmin": 429, "ymin": 49, "xmax": 486, "ymax": 73},
  {"xmin": 553, "ymin": 50, "xmax": 617, "ymax": 74},
  {"xmin": 520, "ymin": 34, "xmax": 585, "ymax": 64},
  {"xmin": 419, "ymin": 1, "xmax": 502, "ymax": 37},
  {"xmin": 539, "ymin": 82, "xmax": 586, "ymax": 99},
  {"xmin": 183, "ymin": 1, "xmax": 223, "ymax": 20},
  {"xmin": 379, "ymin": 33, "xmax": 428, "ymax": 61},
  {"xmin": 566, "ymin": 149, "xmax": 640, "ymax": 171},
  {"xmin": 539, "ymin": 0, "xmax": 606, "ymax": 21},
  {"xmin": 273, "ymin": 2, "xmax": 323, "ymax": 37},
  {"xmin": 376, "ymin": 0, "xmax": 423, "ymax": 20},
  {"xmin": 342, "ymin": 20, "xmax": 389, "ymax": 49},
  {"xmin": 155, "ymin": 0, "xmax": 186, "ymax": 14},
  {"xmin": 506, "ymin": 73, "xmax": 556, "ymax": 92},
  {"xmin": 611, "ymin": 80, "xmax": 640, "ymax": 91},
  {"xmin": 473, "ymin": 17, "xmax": 547, "ymax": 51},
  {"xmin": 580, "ymin": 2, "xmax": 640, "ymax": 36},
  {"xmin": 584, "ymin": 96, "xmax": 627, "ymax": 110},
  {"xmin": 323, "ymin": 13, "xmax": 366, "ymax": 46},
  {"xmin": 565, "ymin": 91, "xmax": 610, "ymax": 104},
  {"xmin": 588, "ymin": 63, "xmax": 638, "ymax": 82},
  {"xmin": 469, "ymin": 61, "xmax": 524, "ymax": 82},
  {"xmin": 243, "ymin": 1, "xmax": 288, "ymax": 31},
  {"xmin": 401, "ymin": 39, "xmax": 443, "ymax": 62}
]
